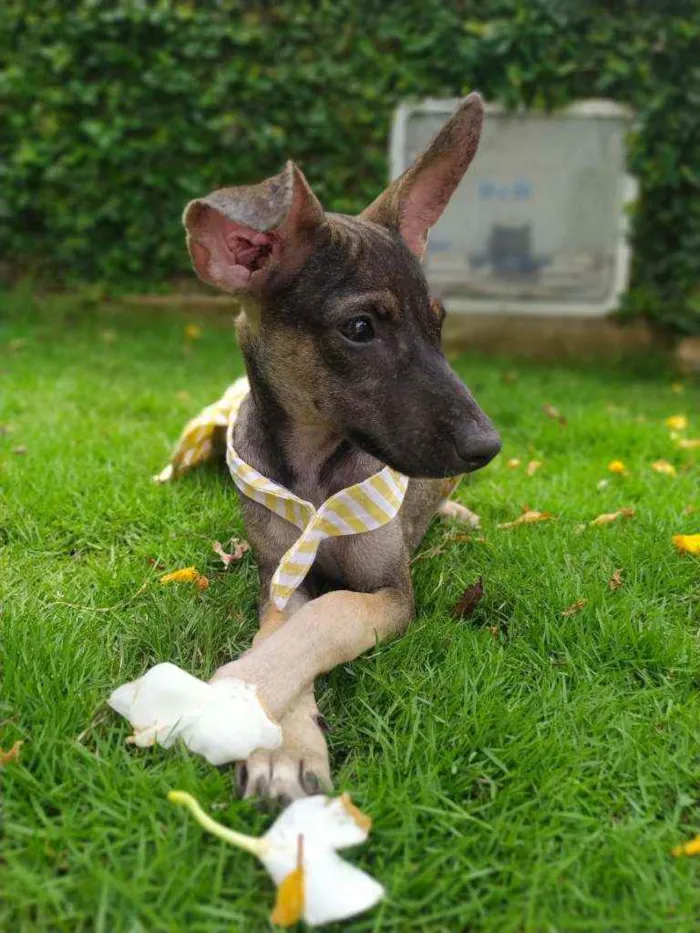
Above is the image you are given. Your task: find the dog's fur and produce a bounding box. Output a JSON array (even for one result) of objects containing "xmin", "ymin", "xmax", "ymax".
[{"xmin": 183, "ymin": 94, "xmax": 500, "ymax": 801}]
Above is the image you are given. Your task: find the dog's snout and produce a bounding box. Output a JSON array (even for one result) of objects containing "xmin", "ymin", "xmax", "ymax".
[{"xmin": 454, "ymin": 426, "xmax": 502, "ymax": 473}]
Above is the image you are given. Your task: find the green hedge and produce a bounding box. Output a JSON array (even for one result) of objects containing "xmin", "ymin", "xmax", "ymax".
[{"xmin": 1, "ymin": 1, "xmax": 699, "ymax": 334}]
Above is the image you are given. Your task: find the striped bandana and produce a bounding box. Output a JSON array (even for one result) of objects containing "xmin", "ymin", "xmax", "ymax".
[{"xmin": 155, "ymin": 377, "xmax": 408, "ymax": 610}]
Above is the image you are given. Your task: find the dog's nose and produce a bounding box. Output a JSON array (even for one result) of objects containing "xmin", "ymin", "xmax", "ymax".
[{"xmin": 455, "ymin": 427, "xmax": 502, "ymax": 472}]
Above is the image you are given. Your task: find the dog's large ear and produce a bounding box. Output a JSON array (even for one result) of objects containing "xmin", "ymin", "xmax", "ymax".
[
  {"xmin": 361, "ymin": 92, "xmax": 484, "ymax": 259},
  {"xmin": 183, "ymin": 161, "xmax": 324, "ymax": 293}
]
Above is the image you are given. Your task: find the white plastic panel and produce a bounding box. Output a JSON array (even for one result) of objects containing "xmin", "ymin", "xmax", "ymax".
[{"xmin": 390, "ymin": 99, "xmax": 636, "ymax": 316}]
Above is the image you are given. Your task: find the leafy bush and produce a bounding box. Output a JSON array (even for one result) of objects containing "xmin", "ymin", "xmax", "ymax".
[{"xmin": 1, "ymin": 0, "xmax": 699, "ymax": 333}]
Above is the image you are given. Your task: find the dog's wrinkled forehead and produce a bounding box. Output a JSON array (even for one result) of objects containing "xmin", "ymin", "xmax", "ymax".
[{"xmin": 270, "ymin": 212, "xmax": 436, "ymax": 331}]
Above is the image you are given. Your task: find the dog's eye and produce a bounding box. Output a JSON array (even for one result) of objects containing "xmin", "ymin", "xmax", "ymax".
[{"xmin": 339, "ymin": 316, "xmax": 375, "ymax": 344}]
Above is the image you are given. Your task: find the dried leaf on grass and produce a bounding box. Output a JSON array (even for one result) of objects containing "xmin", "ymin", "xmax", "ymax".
[
  {"xmin": 651, "ymin": 459, "xmax": 677, "ymax": 476},
  {"xmin": 160, "ymin": 566, "xmax": 209, "ymax": 589},
  {"xmin": 506, "ymin": 458, "xmax": 521, "ymax": 469},
  {"xmin": 561, "ymin": 599, "xmax": 588, "ymax": 617},
  {"xmin": 452, "ymin": 577, "xmax": 484, "ymax": 619},
  {"xmin": 543, "ymin": 403, "xmax": 567, "ymax": 426},
  {"xmin": 608, "ymin": 569, "xmax": 624, "ymax": 590},
  {"xmin": 590, "ymin": 508, "xmax": 635, "ymax": 526},
  {"xmin": 526, "ymin": 460, "xmax": 543, "ymax": 477},
  {"xmin": 498, "ymin": 510, "xmax": 553, "ymax": 529},
  {"xmin": 678, "ymin": 438, "xmax": 700, "ymax": 450},
  {"xmin": 184, "ymin": 324, "xmax": 202, "ymax": 340},
  {"xmin": 0, "ymin": 740, "xmax": 23, "ymax": 766},
  {"xmin": 12, "ymin": 445, "xmax": 27, "ymax": 455},
  {"xmin": 212, "ymin": 538, "xmax": 250, "ymax": 568}
]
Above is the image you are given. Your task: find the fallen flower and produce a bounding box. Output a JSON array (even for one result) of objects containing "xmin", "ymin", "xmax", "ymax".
[
  {"xmin": 543, "ymin": 403, "xmax": 567, "ymax": 426},
  {"xmin": 672, "ymin": 534, "xmax": 700, "ymax": 555},
  {"xmin": 607, "ymin": 460, "xmax": 626, "ymax": 474},
  {"xmin": 453, "ymin": 577, "xmax": 485, "ymax": 619},
  {"xmin": 526, "ymin": 460, "xmax": 543, "ymax": 477},
  {"xmin": 498, "ymin": 510, "xmax": 553, "ymax": 529},
  {"xmin": 590, "ymin": 508, "xmax": 635, "ymax": 526},
  {"xmin": 160, "ymin": 566, "xmax": 208, "ymax": 589},
  {"xmin": 213, "ymin": 538, "xmax": 250, "ymax": 568},
  {"xmin": 666, "ymin": 415, "xmax": 688, "ymax": 431},
  {"xmin": 672, "ymin": 835, "xmax": 700, "ymax": 857},
  {"xmin": 168, "ymin": 790, "xmax": 384, "ymax": 927},
  {"xmin": 608, "ymin": 569, "xmax": 624, "ymax": 591},
  {"xmin": 108, "ymin": 662, "xmax": 282, "ymax": 764},
  {"xmin": 652, "ymin": 459, "xmax": 677, "ymax": 477},
  {"xmin": 678, "ymin": 438, "xmax": 700, "ymax": 450},
  {"xmin": 561, "ymin": 599, "xmax": 588, "ymax": 617},
  {"xmin": 0, "ymin": 740, "xmax": 23, "ymax": 767},
  {"xmin": 506, "ymin": 458, "xmax": 521, "ymax": 469}
]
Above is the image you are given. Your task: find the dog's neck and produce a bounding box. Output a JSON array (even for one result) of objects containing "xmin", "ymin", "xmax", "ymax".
[{"xmin": 240, "ymin": 344, "xmax": 351, "ymax": 499}]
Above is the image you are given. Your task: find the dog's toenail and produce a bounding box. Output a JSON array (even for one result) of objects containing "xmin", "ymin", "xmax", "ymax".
[
  {"xmin": 315, "ymin": 714, "xmax": 331, "ymax": 734},
  {"xmin": 234, "ymin": 761, "xmax": 248, "ymax": 796},
  {"xmin": 302, "ymin": 770, "xmax": 321, "ymax": 795}
]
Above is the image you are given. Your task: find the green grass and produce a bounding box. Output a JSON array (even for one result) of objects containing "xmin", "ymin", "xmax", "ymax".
[{"xmin": 1, "ymin": 288, "xmax": 699, "ymax": 933}]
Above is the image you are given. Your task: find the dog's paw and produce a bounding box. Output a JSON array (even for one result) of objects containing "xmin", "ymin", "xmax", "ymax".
[
  {"xmin": 236, "ymin": 748, "xmax": 332, "ymax": 805},
  {"xmin": 438, "ymin": 499, "xmax": 481, "ymax": 529}
]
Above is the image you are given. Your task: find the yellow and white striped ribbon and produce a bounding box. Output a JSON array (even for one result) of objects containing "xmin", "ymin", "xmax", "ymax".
[{"xmin": 156, "ymin": 378, "xmax": 408, "ymax": 609}]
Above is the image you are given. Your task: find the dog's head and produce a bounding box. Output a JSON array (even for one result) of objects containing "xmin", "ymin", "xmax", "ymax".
[{"xmin": 183, "ymin": 93, "xmax": 500, "ymax": 479}]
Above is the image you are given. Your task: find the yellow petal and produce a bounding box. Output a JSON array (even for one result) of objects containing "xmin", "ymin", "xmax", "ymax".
[
  {"xmin": 607, "ymin": 460, "xmax": 626, "ymax": 474},
  {"xmin": 678, "ymin": 438, "xmax": 700, "ymax": 450},
  {"xmin": 506, "ymin": 458, "xmax": 521, "ymax": 469},
  {"xmin": 498, "ymin": 510, "xmax": 553, "ymax": 529},
  {"xmin": 526, "ymin": 459, "xmax": 542, "ymax": 477},
  {"xmin": 159, "ymin": 566, "xmax": 200, "ymax": 584},
  {"xmin": 666, "ymin": 415, "xmax": 688, "ymax": 431},
  {"xmin": 651, "ymin": 459, "xmax": 677, "ymax": 477},
  {"xmin": 270, "ymin": 837, "xmax": 305, "ymax": 927},
  {"xmin": 672, "ymin": 534, "xmax": 700, "ymax": 555},
  {"xmin": 672, "ymin": 835, "xmax": 700, "ymax": 857}
]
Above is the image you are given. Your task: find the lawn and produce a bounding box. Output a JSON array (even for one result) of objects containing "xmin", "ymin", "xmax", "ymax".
[{"xmin": 1, "ymin": 288, "xmax": 699, "ymax": 933}]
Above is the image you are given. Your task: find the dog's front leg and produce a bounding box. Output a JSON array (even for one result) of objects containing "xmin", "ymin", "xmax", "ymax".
[
  {"xmin": 228, "ymin": 592, "xmax": 332, "ymax": 802},
  {"xmin": 213, "ymin": 585, "xmax": 413, "ymax": 724}
]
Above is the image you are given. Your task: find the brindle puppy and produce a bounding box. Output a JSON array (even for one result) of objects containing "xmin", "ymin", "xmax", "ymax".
[{"xmin": 183, "ymin": 94, "xmax": 501, "ymax": 802}]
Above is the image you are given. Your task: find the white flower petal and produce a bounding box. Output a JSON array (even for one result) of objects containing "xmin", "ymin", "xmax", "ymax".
[
  {"xmin": 108, "ymin": 663, "xmax": 282, "ymax": 764},
  {"xmin": 261, "ymin": 841, "xmax": 385, "ymax": 927},
  {"xmin": 180, "ymin": 679, "xmax": 282, "ymax": 766},
  {"xmin": 302, "ymin": 849, "xmax": 385, "ymax": 927},
  {"xmin": 265, "ymin": 794, "xmax": 370, "ymax": 853}
]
